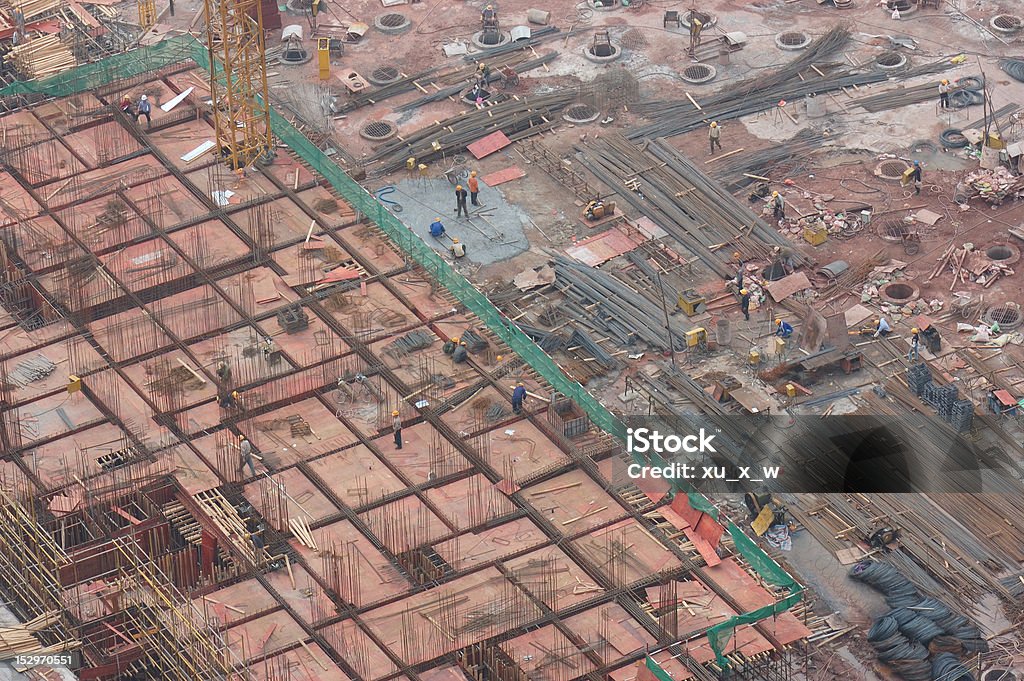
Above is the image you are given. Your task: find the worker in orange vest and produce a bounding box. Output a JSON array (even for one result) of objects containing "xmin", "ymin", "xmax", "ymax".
[{"xmin": 468, "ymin": 170, "xmax": 482, "ymax": 206}]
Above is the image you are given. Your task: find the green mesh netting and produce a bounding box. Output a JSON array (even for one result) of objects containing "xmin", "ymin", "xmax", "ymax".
[{"xmin": 2, "ymin": 41, "xmax": 801, "ymax": 668}]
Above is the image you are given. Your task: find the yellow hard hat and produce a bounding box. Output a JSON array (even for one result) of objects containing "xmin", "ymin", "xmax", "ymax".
[
  {"xmin": 470, "ymin": 170, "xmax": 478, "ymax": 177},
  {"xmin": 231, "ymin": 390, "xmax": 240, "ymax": 398},
  {"xmin": 435, "ymin": 216, "xmax": 442, "ymax": 222},
  {"xmin": 517, "ymin": 382, "xmax": 524, "ymax": 386},
  {"xmin": 238, "ymin": 433, "xmax": 245, "ymax": 440},
  {"xmin": 732, "ymin": 251, "xmax": 740, "ymax": 259},
  {"xmin": 496, "ymin": 354, "xmax": 503, "ymax": 361},
  {"xmin": 911, "ymin": 327, "xmax": 919, "ymax": 334},
  {"xmin": 772, "ymin": 191, "xmax": 779, "ymax": 197},
  {"xmin": 774, "ymin": 318, "xmax": 782, "ymax": 325},
  {"xmin": 710, "ymin": 121, "xmax": 717, "ymax": 128},
  {"xmin": 392, "ymin": 410, "xmax": 400, "ymax": 416},
  {"xmin": 453, "ymin": 237, "xmax": 460, "ymax": 243},
  {"xmin": 451, "ymin": 336, "xmax": 459, "ymax": 342},
  {"xmin": 941, "ymin": 79, "xmax": 949, "ymax": 85},
  {"xmin": 456, "ymin": 184, "xmax": 463, "ymax": 190},
  {"xmin": 740, "ymin": 289, "xmax": 748, "ymax": 295},
  {"xmin": 460, "ymin": 341, "xmax": 467, "ymax": 346}
]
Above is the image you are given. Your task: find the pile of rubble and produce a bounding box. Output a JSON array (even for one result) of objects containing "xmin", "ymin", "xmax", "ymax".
[
  {"xmin": 928, "ymin": 243, "xmax": 1016, "ymax": 289},
  {"xmin": 961, "ymin": 166, "xmax": 1024, "ymax": 205}
]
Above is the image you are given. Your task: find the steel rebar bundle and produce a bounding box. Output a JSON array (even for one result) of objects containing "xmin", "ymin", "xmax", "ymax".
[
  {"xmin": 575, "ymin": 134, "xmax": 805, "ymax": 279},
  {"xmin": 365, "ymin": 90, "xmax": 576, "ymax": 174},
  {"xmin": 708, "ymin": 129, "xmax": 830, "ymax": 191}
]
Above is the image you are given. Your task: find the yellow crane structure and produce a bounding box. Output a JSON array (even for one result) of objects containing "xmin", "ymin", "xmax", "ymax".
[
  {"xmin": 203, "ymin": 0, "xmax": 274, "ymax": 170},
  {"xmin": 138, "ymin": 0, "xmax": 157, "ymax": 30}
]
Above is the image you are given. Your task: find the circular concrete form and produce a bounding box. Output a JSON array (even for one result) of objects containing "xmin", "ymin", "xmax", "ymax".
[
  {"xmin": 878, "ymin": 219, "xmax": 912, "ymax": 241},
  {"xmin": 985, "ymin": 243, "xmax": 1021, "ymax": 266},
  {"xmin": 875, "ymin": 159, "xmax": 910, "ymax": 182},
  {"xmin": 472, "ymin": 30, "xmax": 510, "ymax": 49},
  {"xmin": 775, "ymin": 31, "xmax": 811, "ymax": 50},
  {"xmin": 880, "ymin": 281, "xmax": 920, "ymax": 305},
  {"xmin": 586, "ymin": 0, "xmax": 619, "ymax": 11},
  {"xmin": 886, "ymin": 0, "xmax": 915, "ymax": 13},
  {"xmin": 360, "ymin": 120, "xmax": 398, "ymax": 141},
  {"xmin": 983, "ymin": 304, "xmax": 1023, "ymax": 330},
  {"xmin": 875, "ymin": 51, "xmax": 908, "ymax": 70},
  {"xmin": 680, "ymin": 63, "xmax": 716, "ymax": 84},
  {"xmin": 981, "ymin": 671, "xmax": 1016, "ymax": 681},
  {"xmin": 583, "ymin": 43, "xmax": 621, "ymax": 63},
  {"xmin": 280, "ymin": 47, "xmax": 312, "ymax": 66},
  {"xmin": 990, "ymin": 14, "xmax": 1023, "ymax": 33},
  {"xmin": 563, "ymin": 103, "xmax": 600, "ymax": 124},
  {"xmin": 908, "ymin": 139, "xmax": 938, "ymax": 155},
  {"xmin": 368, "ymin": 65, "xmax": 402, "ymax": 86},
  {"xmin": 462, "ymin": 87, "xmax": 493, "ymax": 104},
  {"xmin": 682, "ymin": 9, "xmax": 716, "ymax": 29},
  {"xmin": 374, "ymin": 12, "xmax": 411, "ymax": 34}
]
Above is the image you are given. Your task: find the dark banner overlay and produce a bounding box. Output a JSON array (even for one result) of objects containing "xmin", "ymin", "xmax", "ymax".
[{"xmin": 612, "ymin": 415, "xmax": 1024, "ymax": 495}]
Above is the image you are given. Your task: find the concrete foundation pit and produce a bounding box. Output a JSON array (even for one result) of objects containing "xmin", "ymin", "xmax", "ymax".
[
  {"xmin": 682, "ymin": 9, "xmax": 716, "ymax": 28},
  {"xmin": 584, "ymin": 43, "xmax": 621, "ymax": 62},
  {"xmin": 876, "ymin": 159, "xmax": 910, "ymax": 181},
  {"xmin": 462, "ymin": 87, "xmax": 492, "ymax": 104},
  {"xmin": 984, "ymin": 305, "xmax": 1023, "ymax": 330},
  {"xmin": 374, "ymin": 12, "xmax": 411, "ymax": 34},
  {"xmin": 563, "ymin": 104, "xmax": 600, "ymax": 124},
  {"xmin": 875, "ymin": 51, "xmax": 908, "ymax": 70},
  {"xmin": 762, "ymin": 262, "xmax": 787, "ymax": 281},
  {"xmin": 368, "ymin": 65, "xmax": 402, "ymax": 86},
  {"xmin": 986, "ymin": 244, "xmax": 1020, "ymax": 265},
  {"xmin": 991, "ymin": 14, "xmax": 1023, "ymax": 33},
  {"xmin": 880, "ymin": 282, "xmax": 919, "ymax": 305},
  {"xmin": 775, "ymin": 31, "xmax": 811, "ymax": 50},
  {"xmin": 472, "ymin": 30, "xmax": 510, "ymax": 48},
  {"xmin": 681, "ymin": 63, "xmax": 716, "ymax": 84},
  {"xmin": 280, "ymin": 45, "xmax": 312, "ymax": 65},
  {"xmin": 360, "ymin": 120, "xmax": 398, "ymax": 142}
]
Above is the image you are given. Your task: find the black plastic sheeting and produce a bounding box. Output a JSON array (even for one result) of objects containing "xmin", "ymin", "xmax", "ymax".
[{"xmin": 849, "ymin": 561, "xmax": 984, "ymax": 681}]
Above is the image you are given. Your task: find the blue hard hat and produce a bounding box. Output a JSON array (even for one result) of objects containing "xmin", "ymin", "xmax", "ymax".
[{"xmin": 913, "ymin": 160, "xmax": 920, "ymax": 166}]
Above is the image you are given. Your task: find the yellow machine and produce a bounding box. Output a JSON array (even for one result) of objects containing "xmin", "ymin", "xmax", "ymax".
[
  {"xmin": 677, "ymin": 289, "xmax": 706, "ymax": 316},
  {"xmin": 803, "ymin": 222, "xmax": 827, "ymax": 246},
  {"xmin": 318, "ymin": 38, "xmax": 331, "ymax": 81},
  {"xmin": 748, "ymin": 349, "xmax": 761, "ymax": 365},
  {"xmin": 685, "ymin": 327, "xmax": 707, "ymax": 347}
]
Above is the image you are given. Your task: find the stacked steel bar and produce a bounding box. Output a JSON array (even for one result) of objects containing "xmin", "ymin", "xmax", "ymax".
[
  {"xmin": 552, "ymin": 255, "xmax": 689, "ymax": 351},
  {"xmin": 708, "ymin": 129, "xmax": 830, "ymax": 191},
  {"xmin": 365, "ymin": 90, "xmax": 576, "ymax": 174},
  {"xmin": 575, "ymin": 134, "xmax": 803, "ymax": 279}
]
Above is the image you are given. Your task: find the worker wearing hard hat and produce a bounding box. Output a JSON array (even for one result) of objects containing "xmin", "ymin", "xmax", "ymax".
[
  {"xmin": 468, "ymin": 170, "xmax": 481, "ymax": 206},
  {"xmin": 511, "ymin": 382, "xmax": 527, "ymax": 414},
  {"xmin": 450, "ymin": 238, "xmax": 466, "ymax": 259},
  {"xmin": 443, "ymin": 336, "xmax": 458, "ymax": 354},
  {"xmin": 454, "ymin": 184, "xmax": 469, "ymax": 217},
  {"xmin": 136, "ymin": 94, "xmax": 152, "ymax": 128},
  {"xmin": 739, "ymin": 288, "xmax": 751, "ymax": 321},
  {"xmin": 771, "ymin": 191, "xmax": 785, "ymax": 221},
  {"xmin": 452, "ymin": 341, "xmax": 469, "ymax": 364},
  {"xmin": 238, "ymin": 434, "xmax": 257, "ymax": 477},
  {"xmin": 908, "ymin": 327, "xmax": 920, "ymax": 362},
  {"xmin": 708, "ymin": 121, "xmax": 722, "ymax": 156},
  {"xmin": 430, "ymin": 217, "xmax": 446, "ymax": 239},
  {"xmin": 938, "ymin": 79, "xmax": 951, "ymax": 109},
  {"xmin": 392, "ymin": 410, "xmax": 403, "ymax": 449},
  {"xmin": 775, "ymin": 318, "xmax": 794, "ymax": 339}
]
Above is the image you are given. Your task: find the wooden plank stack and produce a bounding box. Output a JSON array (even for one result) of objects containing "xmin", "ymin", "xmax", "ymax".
[
  {"xmin": 4, "ymin": 0, "xmax": 62, "ymax": 20},
  {"xmin": 8, "ymin": 34, "xmax": 77, "ymax": 80}
]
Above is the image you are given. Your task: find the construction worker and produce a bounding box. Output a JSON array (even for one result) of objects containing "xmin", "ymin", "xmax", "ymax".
[
  {"xmin": 512, "ymin": 382, "xmax": 527, "ymax": 414},
  {"xmin": 908, "ymin": 327, "xmax": 920, "ymax": 362},
  {"xmin": 221, "ymin": 389, "xmax": 241, "ymax": 409},
  {"xmin": 119, "ymin": 95, "xmax": 133, "ymax": 115},
  {"xmin": 450, "ymin": 238, "xmax": 467, "ymax": 259},
  {"xmin": 476, "ymin": 62, "xmax": 490, "ymax": 86},
  {"xmin": 215, "ymin": 360, "xmax": 232, "ymax": 384},
  {"xmin": 938, "ymin": 79, "xmax": 950, "ymax": 109},
  {"xmin": 430, "ymin": 217, "xmax": 446, "ymax": 239},
  {"xmin": 136, "ymin": 94, "xmax": 152, "ymax": 128},
  {"xmin": 481, "ymin": 4, "xmax": 496, "ymax": 27},
  {"xmin": 452, "ymin": 341, "xmax": 469, "ymax": 363},
  {"xmin": 708, "ymin": 122, "xmax": 722, "ymax": 156},
  {"xmin": 392, "ymin": 410, "xmax": 403, "ymax": 449},
  {"xmin": 468, "ymin": 170, "xmax": 481, "ymax": 206},
  {"xmin": 873, "ymin": 317, "xmax": 891, "ymax": 338},
  {"xmin": 238, "ymin": 434, "xmax": 257, "ymax": 477},
  {"xmin": 443, "ymin": 336, "xmax": 458, "ymax": 354},
  {"xmin": 739, "ymin": 288, "xmax": 751, "ymax": 321},
  {"xmin": 771, "ymin": 191, "xmax": 785, "ymax": 221},
  {"xmin": 910, "ymin": 160, "xmax": 922, "ymax": 195},
  {"xmin": 454, "ymin": 184, "xmax": 469, "ymax": 217},
  {"xmin": 689, "ymin": 15, "xmax": 703, "ymax": 56},
  {"xmin": 775, "ymin": 318, "xmax": 793, "ymax": 339}
]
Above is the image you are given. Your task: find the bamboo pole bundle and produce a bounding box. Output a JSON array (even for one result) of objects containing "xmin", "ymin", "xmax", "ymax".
[{"xmin": 8, "ymin": 34, "xmax": 77, "ymax": 80}]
